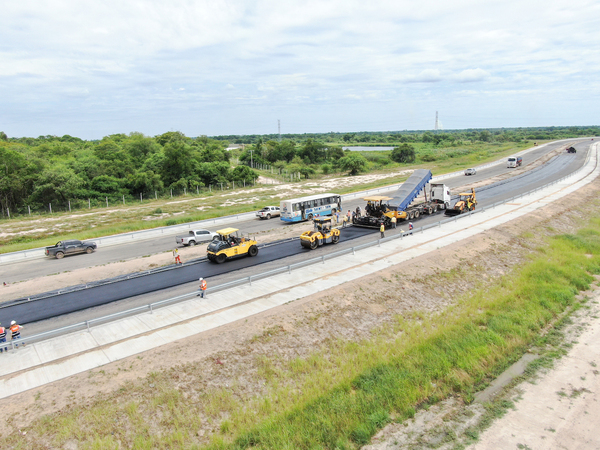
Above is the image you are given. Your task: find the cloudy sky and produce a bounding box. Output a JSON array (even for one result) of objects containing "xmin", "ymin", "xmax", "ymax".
[{"xmin": 1, "ymin": 0, "xmax": 598, "ymax": 139}]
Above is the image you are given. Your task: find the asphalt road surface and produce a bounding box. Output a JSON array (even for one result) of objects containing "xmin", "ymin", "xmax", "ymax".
[{"xmin": 0, "ymin": 139, "xmax": 592, "ymax": 335}]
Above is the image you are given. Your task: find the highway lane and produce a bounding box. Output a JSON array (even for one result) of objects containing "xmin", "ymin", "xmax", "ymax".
[
  {"xmin": 1, "ymin": 139, "xmax": 587, "ymax": 284},
  {"xmin": 5, "ymin": 139, "xmax": 593, "ymax": 336},
  {"xmin": 0, "ymin": 226, "xmax": 377, "ymax": 324}
]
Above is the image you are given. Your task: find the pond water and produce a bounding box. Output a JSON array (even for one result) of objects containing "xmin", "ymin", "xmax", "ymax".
[{"xmin": 342, "ymin": 146, "xmax": 395, "ymax": 152}]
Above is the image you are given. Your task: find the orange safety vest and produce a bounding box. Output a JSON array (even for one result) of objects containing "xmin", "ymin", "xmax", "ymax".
[
  {"xmin": 200, "ymin": 280, "xmax": 207, "ymax": 291},
  {"xmin": 0, "ymin": 327, "xmax": 5, "ymax": 339},
  {"xmin": 10, "ymin": 324, "xmax": 21, "ymax": 338}
]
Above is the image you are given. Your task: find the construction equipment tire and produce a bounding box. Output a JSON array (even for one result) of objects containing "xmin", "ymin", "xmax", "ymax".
[
  {"xmin": 332, "ymin": 234, "xmax": 339, "ymax": 244},
  {"xmin": 310, "ymin": 239, "xmax": 318, "ymax": 250},
  {"xmin": 216, "ymin": 253, "xmax": 227, "ymax": 264},
  {"xmin": 248, "ymin": 245, "xmax": 258, "ymax": 257}
]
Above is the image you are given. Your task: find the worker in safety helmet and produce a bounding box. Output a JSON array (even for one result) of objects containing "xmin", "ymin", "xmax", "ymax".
[
  {"xmin": 10, "ymin": 320, "xmax": 24, "ymax": 347},
  {"xmin": 0, "ymin": 323, "xmax": 7, "ymax": 353},
  {"xmin": 197, "ymin": 277, "xmax": 208, "ymax": 298}
]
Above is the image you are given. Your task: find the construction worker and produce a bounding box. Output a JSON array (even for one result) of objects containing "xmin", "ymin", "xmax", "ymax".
[
  {"xmin": 380, "ymin": 222, "xmax": 385, "ymax": 238},
  {"xmin": 173, "ymin": 248, "xmax": 182, "ymax": 265},
  {"xmin": 409, "ymin": 222, "xmax": 413, "ymax": 235},
  {"xmin": 197, "ymin": 277, "xmax": 207, "ymax": 298},
  {"xmin": 391, "ymin": 216, "xmax": 397, "ymax": 229},
  {"xmin": 0, "ymin": 323, "xmax": 7, "ymax": 353},
  {"xmin": 10, "ymin": 320, "xmax": 24, "ymax": 347},
  {"xmin": 347, "ymin": 210, "xmax": 352, "ymax": 224}
]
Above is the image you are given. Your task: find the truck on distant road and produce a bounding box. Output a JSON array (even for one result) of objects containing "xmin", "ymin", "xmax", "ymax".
[
  {"xmin": 507, "ymin": 156, "xmax": 523, "ymax": 168},
  {"xmin": 45, "ymin": 240, "xmax": 97, "ymax": 259},
  {"xmin": 175, "ymin": 229, "xmax": 218, "ymax": 246},
  {"xmin": 256, "ymin": 206, "xmax": 280, "ymax": 220}
]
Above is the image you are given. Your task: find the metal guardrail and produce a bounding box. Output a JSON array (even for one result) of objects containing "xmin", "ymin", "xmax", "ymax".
[{"xmin": 15, "ymin": 144, "xmax": 598, "ymax": 347}]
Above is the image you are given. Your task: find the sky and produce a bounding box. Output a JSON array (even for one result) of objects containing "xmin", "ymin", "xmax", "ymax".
[{"xmin": 1, "ymin": 0, "xmax": 599, "ymax": 140}]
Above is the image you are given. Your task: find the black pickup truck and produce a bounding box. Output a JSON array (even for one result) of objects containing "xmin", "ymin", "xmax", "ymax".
[{"xmin": 45, "ymin": 240, "xmax": 97, "ymax": 259}]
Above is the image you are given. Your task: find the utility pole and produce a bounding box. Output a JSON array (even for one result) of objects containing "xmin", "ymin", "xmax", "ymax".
[
  {"xmin": 278, "ymin": 119, "xmax": 281, "ymax": 142},
  {"xmin": 434, "ymin": 111, "xmax": 439, "ymax": 131}
]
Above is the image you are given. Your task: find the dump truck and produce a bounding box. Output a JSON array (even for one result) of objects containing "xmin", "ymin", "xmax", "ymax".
[
  {"xmin": 300, "ymin": 217, "xmax": 341, "ymax": 249},
  {"xmin": 353, "ymin": 169, "xmax": 451, "ymax": 229},
  {"xmin": 445, "ymin": 188, "xmax": 477, "ymax": 216},
  {"xmin": 206, "ymin": 227, "xmax": 259, "ymax": 263}
]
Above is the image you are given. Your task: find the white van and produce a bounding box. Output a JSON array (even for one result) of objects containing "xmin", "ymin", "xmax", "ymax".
[{"xmin": 507, "ymin": 156, "xmax": 522, "ymax": 168}]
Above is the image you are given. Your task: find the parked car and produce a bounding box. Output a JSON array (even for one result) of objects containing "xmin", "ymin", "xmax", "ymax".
[
  {"xmin": 464, "ymin": 168, "xmax": 477, "ymax": 176},
  {"xmin": 175, "ymin": 229, "xmax": 218, "ymax": 246},
  {"xmin": 45, "ymin": 240, "xmax": 97, "ymax": 259},
  {"xmin": 256, "ymin": 206, "xmax": 281, "ymax": 220}
]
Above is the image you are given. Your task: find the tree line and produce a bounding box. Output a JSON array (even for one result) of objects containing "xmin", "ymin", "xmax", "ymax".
[
  {"xmin": 1, "ymin": 125, "xmax": 597, "ymax": 215},
  {"xmin": 0, "ymin": 131, "xmax": 258, "ymax": 215}
]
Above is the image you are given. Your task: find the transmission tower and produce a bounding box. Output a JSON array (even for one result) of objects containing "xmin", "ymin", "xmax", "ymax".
[
  {"xmin": 434, "ymin": 111, "xmax": 439, "ymax": 131},
  {"xmin": 278, "ymin": 119, "xmax": 281, "ymax": 141}
]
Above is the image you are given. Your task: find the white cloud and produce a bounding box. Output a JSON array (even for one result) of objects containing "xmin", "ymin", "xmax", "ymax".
[
  {"xmin": 454, "ymin": 68, "xmax": 491, "ymax": 83},
  {"xmin": 1, "ymin": 0, "xmax": 598, "ymax": 138}
]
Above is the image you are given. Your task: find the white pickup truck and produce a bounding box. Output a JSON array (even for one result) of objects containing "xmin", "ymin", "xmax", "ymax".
[
  {"xmin": 175, "ymin": 229, "xmax": 218, "ymax": 246},
  {"xmin": 256, "ymin": 206, "xmax": 280, "ymax": 220}
]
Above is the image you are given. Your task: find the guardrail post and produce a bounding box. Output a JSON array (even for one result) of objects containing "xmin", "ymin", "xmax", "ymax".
[
  {"xmin": 352, "ymin": 247, "xmax": 355, "ymax": 255},
  {"xmin": 249, "ymin": 276, "xmax": 252, "ymax": 286},
  {"xmin": 86, "ymin": 321, "xmax": 90, "ymax": 332},
  {"xmin": 288, "ymin": 265, "xmax": 291, "ymax": 274},
  {"xmin": 438, "ymin": 221, "xmax": 441, "ymax": 228},
  {"xmin": 149, "ymin": 303, "xmax": 153, "ymax": 314},
  {"xmin": 322, "ymin": 255, "xmax": 325, "ymax": 264},
  {"xmin": 378, "ymin": 239, "xmax": 381, "ymax": 247}
]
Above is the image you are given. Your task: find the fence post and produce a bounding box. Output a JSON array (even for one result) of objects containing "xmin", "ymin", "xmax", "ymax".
[
  {"xmin": 28, "ymin": 205, "xmax": 31, "ymax": 215},
  {"xmin": 106, "ymin": 197, "xmax": 108, "ymax": 207},
  {"xmin": 88, "ymin": 198, "xmax": 91, "ymax": 209},
  {"xmin": 140, "ymin": 192, "xmax": 143, "ymax": 203},
  {"xmin": 6, "ymin": 208, "xmax": 9, "ymax": 219},
  {"xmin": 123, "ymin": 195, "xmax": 125, "ymax": 205},
  {"xmin": 68, "ymin": 200, "xmax": 71, "ymax": 212},
  {"xmin": 49, "ymin": 203, "xmax": 52, "ymax": 214}
]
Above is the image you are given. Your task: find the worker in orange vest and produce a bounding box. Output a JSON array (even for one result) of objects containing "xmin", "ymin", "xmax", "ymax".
[
  {"xmin": 197, "ymin": 277, "xmax": 207, "ymax": 298},
  {"xmin": 0, "ymin": 323, "xmax": 7, "ymax": 353},
  {"xmin": 173, "ymin": 248, "xmax": 182, "ymax": 265},
  {"xmin": 10, "ymin": 320, "xmax": 24, "ymax": 347}
]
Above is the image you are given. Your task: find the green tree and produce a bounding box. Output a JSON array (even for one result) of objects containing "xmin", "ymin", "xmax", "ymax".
[
  {"xmin": 229, "ymin": 165, "xmax": 258, "ymax": 183},
  {"xmin": 28, "ymin": 167, "xmax": 85, "ymax": 206},
  {"xmin": 155, "ymin": 131, "xmax": 187, "ymax": 147},
  {"xmin": 298, "ymin": 139, "xmax": 326, "ymax": 163},
  {"xmin": 338, "ymin": 153, "xmax": 368, "ymax": 175},
  {"xmin": 390, "ymin": 144, "xmax": 416, "ymax": 163}
]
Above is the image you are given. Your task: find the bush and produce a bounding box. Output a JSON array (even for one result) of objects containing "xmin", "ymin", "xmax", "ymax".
[{"xmin": 390, "ymin": 144, "xmax": 416, "ymax": 163}]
